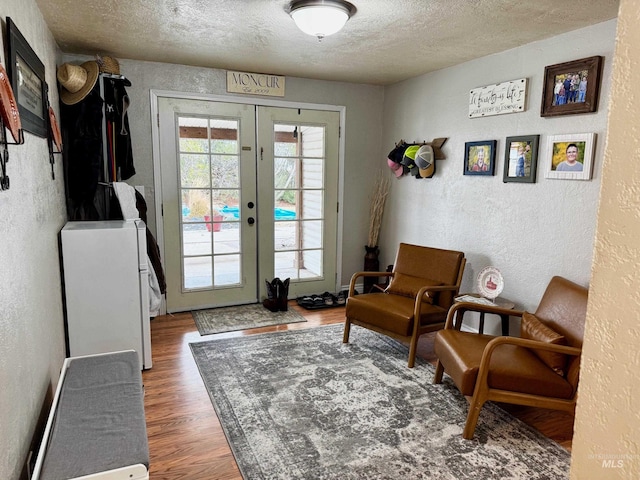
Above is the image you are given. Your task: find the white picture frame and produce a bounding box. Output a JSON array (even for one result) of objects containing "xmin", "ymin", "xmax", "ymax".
[{"xmin": 544, "ymin": 133, "xmax": 596, "ymax": 180}]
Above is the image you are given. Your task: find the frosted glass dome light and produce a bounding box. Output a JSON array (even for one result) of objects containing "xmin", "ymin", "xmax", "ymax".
[{"xmin": 289, "ymin": 0, "xmax": 356, "ymax": 40}]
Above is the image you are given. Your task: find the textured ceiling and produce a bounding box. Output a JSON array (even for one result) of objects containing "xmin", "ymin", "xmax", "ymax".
[{"xmin": 36, "ymin": 0, "xmax": 620, "ymax": 86}]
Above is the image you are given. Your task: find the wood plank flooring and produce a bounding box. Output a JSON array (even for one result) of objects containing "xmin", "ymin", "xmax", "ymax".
[{"xmin": 143, "ymin": 302, "xmax": 574, "ymax": 479}]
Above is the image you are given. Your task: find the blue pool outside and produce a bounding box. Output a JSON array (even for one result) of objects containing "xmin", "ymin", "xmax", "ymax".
[{"xmin": 220, "ymin": 206, "xmax": 296, "ymax": 220}]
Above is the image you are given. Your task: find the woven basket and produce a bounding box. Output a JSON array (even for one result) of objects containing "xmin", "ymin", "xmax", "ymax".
[{"xmin": 96, "ymin": 55, "xmax": 120, "ymax": 75}]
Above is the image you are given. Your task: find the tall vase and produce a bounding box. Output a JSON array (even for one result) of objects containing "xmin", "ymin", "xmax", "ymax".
[{"xmin": 363, "ymin": 245, "xmax": 380, "ymax": 294}]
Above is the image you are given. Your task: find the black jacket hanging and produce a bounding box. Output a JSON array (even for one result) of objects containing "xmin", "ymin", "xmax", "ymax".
[
  {"xmin": 60, "ymin": 84, "xmax": 103, "ymax": 220},
  {"xmin": 103, "ymin": 77, "xmax": 135, "ymax": 180}
]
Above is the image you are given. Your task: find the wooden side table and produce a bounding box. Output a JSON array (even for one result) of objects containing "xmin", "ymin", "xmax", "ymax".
[{"xmin": 454, "ymin": 293, "xmax": 515, "ymax": 335}]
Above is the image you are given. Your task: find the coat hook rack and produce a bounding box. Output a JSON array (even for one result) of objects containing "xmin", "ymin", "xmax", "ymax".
[
  {"xmin": 0, "ymin": 117, "xmax": 24, "ymax": 191},
  {"xmin": 45, "ymin": 85, "xmax": 62, "ymax": 180}
]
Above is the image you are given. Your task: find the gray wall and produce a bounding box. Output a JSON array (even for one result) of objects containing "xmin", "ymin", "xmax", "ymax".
[
  {"xmin": 0, "ymin": 1, "xmax": 66, "ymax": 479},
  {"xmin": 381, "ymin": 20, "xmax": 615, "ymax": 332}
]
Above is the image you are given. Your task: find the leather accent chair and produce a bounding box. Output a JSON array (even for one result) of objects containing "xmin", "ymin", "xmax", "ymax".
[
  {"xmin": 343, "ymin": 243, "xmax": 466, "ymax": 368},
  {"xmin": 433, "ymin": 276, "xmax": 588, "ymax": 439}
]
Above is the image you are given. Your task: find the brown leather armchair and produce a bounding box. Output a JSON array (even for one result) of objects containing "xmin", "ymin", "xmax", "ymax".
[
  {"xmin": 343, "ymin": 243, "xmax": 466, "ymax": 368},
  {"xmin": 433, "ymin": 276, "xmax": 588, "ymax": 439}
]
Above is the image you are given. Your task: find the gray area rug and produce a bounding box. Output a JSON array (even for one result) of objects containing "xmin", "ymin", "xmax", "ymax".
[
  {"xmin": 190, "ymin": 324, "xmax": 570, "ymax": 480},
  {"xmin": 191, "ymin": 303, "xmax": 306, "ymax": 335}
]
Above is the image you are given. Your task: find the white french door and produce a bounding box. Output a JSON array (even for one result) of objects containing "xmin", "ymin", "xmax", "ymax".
[
  {"xmin": 256, "ymin": 106, "xmax": 340, "ymax": 300},
  {"xmin": 158, "ymin": 97, "xmax": 339, "ymax": 312}
]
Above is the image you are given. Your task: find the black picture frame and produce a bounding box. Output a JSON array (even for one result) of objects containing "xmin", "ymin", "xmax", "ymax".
[
  {"xmin": 540, "ymin": 56, "xmax": 603, "ymax": 117},
  {"xmin": 464, "ymin": 140, "xmax": 496, "ymax": 176},
  {"xmin": 6, "ymin": 17, "xmax": 47, "ymax": 137},
  {"xmin": 503, "ymin": 135, "xmax": 539, "ymax": 183}
]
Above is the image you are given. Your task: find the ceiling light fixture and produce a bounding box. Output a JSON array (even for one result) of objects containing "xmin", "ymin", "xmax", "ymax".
[{"xmin": 288, "ymin": 0, "xmax": 357, "ymax": 40}]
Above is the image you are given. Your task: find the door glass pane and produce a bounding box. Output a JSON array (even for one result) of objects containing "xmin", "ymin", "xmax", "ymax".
[
  {"xmin": 214, "ymin": 254, "xmax": 240, "ymax": 286},
  {"xmin": 275, "ymin": 221, "xmax": 297, "ymax": 251},
  {"xmin": 274, "ymin": 157, "xmax": 297, "ymax": 189},
  {"xmin": 178, "ymin": 114, "xmax": 244, "ymax": 291},
  {"xmin": 179, "ymin": 117, "xmax": 209, "ymax": 153},
  {"xmin": 180, "ymin": 154, "xmax": 210, "ymax": 188},
  {"xmin": 212, "ymin": 155, "xmax": 239, "ymax": 188},
  {"xmin": 302, "ymin": 190, "xmax": 323, "ymax": 219},
  {"xmin": 181, "ymin": 189, "xmax": 211, "ymax": 223},
  {"xmin": 302, "ymin": 158, "xmax": 323, "ymax": 188},
  {"xmin": 301, "ymin": 126, "xmax": 324, "ymax": 157},
  {"xmin": 302, "ymin": 220, "xmax": 322, "ymax": 249},
  {"xmin": 182, "ymin": 223, "xmax": 211, "ymax": 256},
  {"xmin": 184, "ymin": 256, "xmax": 212, "ymax": 289},
  {"xmin": 273, "ymin": 123, "xmax": 325, "ymax": 281}
]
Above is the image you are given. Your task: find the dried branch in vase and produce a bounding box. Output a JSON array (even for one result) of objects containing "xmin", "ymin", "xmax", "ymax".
[{"xmin": 367, "ymin": 172, "xmax": 390, "ymax": 248}]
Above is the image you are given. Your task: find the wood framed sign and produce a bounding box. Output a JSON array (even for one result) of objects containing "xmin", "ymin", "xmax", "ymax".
[
  {"xmin": 540, "ymin": 56, "xmax": 603, "ymax": 117},
  {"xmin": 226, "ymin": 70, "xmax": 285, "ymax": 97},
  {"xmin": 469, "ymin": 78, "xmax": 527, "ymax": 118},
  {"xmin": 6, "ymin": 17, "xmax": 47, "ymax": 137}
]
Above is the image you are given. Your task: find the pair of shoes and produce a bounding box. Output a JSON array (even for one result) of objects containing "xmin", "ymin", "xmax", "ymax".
[
  {"xmin": 336, "ymin": 290, "xmax": 348, "ymax": 305},
  {"xmin": 262, "ymin": 277, "xmax": 290, "ymax": 312},
  {"xmin": 322, "ymin": 292, "xmax": 337, "ymax": 306},
  {"xmin": 263, "ymin": 278, "xmax": 280, "ymax": 312}
]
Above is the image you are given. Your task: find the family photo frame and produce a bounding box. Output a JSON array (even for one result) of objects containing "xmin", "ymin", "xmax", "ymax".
[
  {"xmin": 544, "ymin": 133, "xmax": 596, "ymax": 181},
  {"xmin": 503, "ymin": 135, "xmax": 539, "ymax": 183},
  {"xmin": 540, "ymin": 56, "xmax": 603, "ymax": 117},
  {"xmin": 464, "ymin": 140, "xmax": 496, "ymax": 176},
  {"xmin": 6, "ymin": 17, "xmax": 47, "ymax": 137}
]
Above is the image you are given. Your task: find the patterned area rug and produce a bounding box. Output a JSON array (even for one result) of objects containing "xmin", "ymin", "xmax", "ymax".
[
  {"xmin": 190, "ymin": 325, "xmax": 570, "ymax": 480},
  {"xmin": 191, "ymin": 304, "xmax": 306, "ymax": 335}
]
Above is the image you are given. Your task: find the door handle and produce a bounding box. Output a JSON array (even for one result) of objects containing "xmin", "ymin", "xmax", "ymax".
[{"xmin": 247, "ymin": 217, "xmax": 255, "ymax": 225}]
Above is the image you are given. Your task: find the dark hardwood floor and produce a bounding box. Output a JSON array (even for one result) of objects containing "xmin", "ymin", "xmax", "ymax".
[{"xmin": 143, "ymin": 302, "xmax": 574, "ymax": 479}]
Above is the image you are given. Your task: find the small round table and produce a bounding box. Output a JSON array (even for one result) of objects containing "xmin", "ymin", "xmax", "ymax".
[{"xmin": 454, "ymin": 293, "xmax": 515, "ymax": 335}]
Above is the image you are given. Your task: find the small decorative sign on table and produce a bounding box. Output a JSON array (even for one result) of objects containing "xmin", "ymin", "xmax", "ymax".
[
  {"xmin": 476, "ymin": 266, "xmax": 504, "ymax": 301},
  {"xmin": 469, "ymin": 78, "xmax": 527, "ymax": 118}
]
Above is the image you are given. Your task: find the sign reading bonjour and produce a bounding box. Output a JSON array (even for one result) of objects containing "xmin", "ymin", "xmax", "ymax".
[{"xmin": 226, "ymin": 70, "xmax": 285, "ymax": 97}]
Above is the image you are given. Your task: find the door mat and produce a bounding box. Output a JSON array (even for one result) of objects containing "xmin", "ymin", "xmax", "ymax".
[{"xmin": 191, "ymin": 303, "xmax": 306, "ymax": 336}]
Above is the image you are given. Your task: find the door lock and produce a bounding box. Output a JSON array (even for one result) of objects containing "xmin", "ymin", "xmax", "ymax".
[{"xmin": 247, "ymin": 217, "xmax": 255, "ymax": 225}]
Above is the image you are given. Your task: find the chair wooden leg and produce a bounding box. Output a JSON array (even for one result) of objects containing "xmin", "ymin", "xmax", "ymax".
[
  {"xmin": 433, "ymin": 360, "xmax": 444, "ymax": 384},
  {"xmin": 463, "ymin": 395, "xmax": 485, "ymax": 440},
  {"xmin": 342, "ymin": 319, "xmax": 351, "ymax": 343},
  {"xmin": 407, "ymin": 335, "xmax": 419, "ymax": 368}
]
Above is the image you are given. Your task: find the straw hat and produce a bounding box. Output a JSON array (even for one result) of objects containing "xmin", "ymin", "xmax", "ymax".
[
  {"xmin": 96, "ymin": 55, "xmax": 120, "ymax": 75},
  {"xmin": 57, "ymin": 61, "xmax": 99, "ymax": 105}
]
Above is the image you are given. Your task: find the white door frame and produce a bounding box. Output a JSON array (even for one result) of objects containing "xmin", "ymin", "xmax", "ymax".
[{"xmin": 150, "ymin": 89, "xmax": 346, "ymax": 315}]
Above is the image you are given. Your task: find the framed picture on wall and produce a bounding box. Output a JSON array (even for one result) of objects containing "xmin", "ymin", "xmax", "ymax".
[
  {"xmin": 6, "ymin": 17, "xmax": 47, "ymax": 137},
  {"xmin": 464, "ymin": 140, "xmax": 496, "ymax": 176},
  {"xmin": 503, "ymin": 135, "xmax": 539, "ymax": 183},
  {"xmin": 544, "ymin": 133, "xmax": 596, "ymax": 180},
  {"xmin": 540, "ymin": 56, "xmax": 603, "ymax": 117}
]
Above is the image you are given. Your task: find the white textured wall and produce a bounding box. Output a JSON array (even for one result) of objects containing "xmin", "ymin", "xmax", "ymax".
[
  {"xmin": 0, "ymin": 2, "xmax": 66, "ymax": 479},
  {"xmin": 381, "ymin": 21, "xmax": 615, "ymax": 328},
  {"xmin": 61, "ymin": 55, "xmax": 385, "ymax": 288},
  {"xmin": 571, "ymin": 0, "xmax": 640, "ymax": 477}
]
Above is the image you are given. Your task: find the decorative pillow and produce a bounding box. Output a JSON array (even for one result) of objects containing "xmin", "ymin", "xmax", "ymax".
[
  {"xmin": 385, "ymin": 273, "xmax": 442, "ymax": 304},
  {"xmin": 520, "ymin": 312, "xmax": 567, "ymax": 376}
]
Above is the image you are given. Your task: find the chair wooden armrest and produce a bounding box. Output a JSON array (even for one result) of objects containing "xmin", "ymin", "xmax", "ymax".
[
  {"xmin": 348, "ymin": 271, "xmax": 394, "ymax": 296},
  {"xmin": 415, "ymin": 283, "xmax": 459, "ymax": 313},
  {"xmin": 479, "ymin": 336, "xmax": 582, "ymax": 368},
  {"xmin": 444, "ymin": 302, "xmax": 524, "ymax": 329}
]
